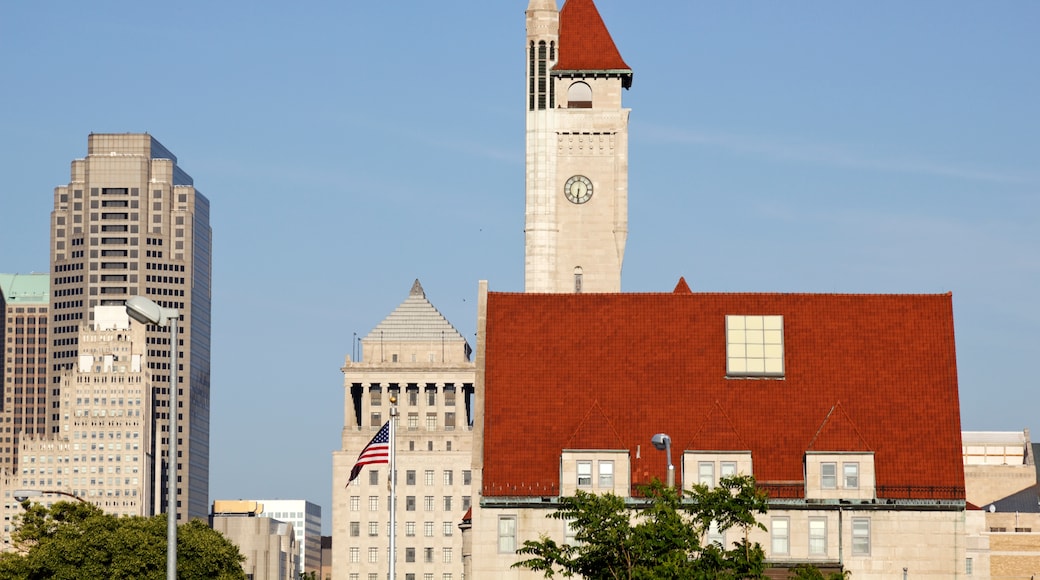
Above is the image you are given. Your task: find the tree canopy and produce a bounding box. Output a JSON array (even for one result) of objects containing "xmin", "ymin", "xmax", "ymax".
[
  {"xmin": 514, "ymin": 474, "xmax": 847, "ymax": 580},
  {"xmin": 0, "ymin": 501, "xmax": 247, "ymax": 580}
]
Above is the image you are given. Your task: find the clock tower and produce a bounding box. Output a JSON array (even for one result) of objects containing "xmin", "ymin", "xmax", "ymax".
[{"xmin": 524, "ymin": 0, "xmax": 633, "ymax": 293}]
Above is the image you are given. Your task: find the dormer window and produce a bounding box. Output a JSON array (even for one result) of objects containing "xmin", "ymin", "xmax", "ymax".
[{"xmin": 568, "ymin": 81, "xmax": 592, "ymax": 108}]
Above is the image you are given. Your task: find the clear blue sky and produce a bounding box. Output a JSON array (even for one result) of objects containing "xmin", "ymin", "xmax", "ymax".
[{"xmin": 2, "ymin": 1, "xmax": 1037, "ymax": 532}]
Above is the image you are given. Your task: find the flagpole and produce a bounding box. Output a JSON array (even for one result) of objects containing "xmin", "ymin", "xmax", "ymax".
[{"xmin": 389, "ymin": 397, "xmax": 398, "ymax": 580}]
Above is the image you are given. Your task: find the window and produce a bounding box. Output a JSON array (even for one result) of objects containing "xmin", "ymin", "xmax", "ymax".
[
  {"xmin": 843, "ymin": 462, "xmax": 859, "ymax": 489},
  {"xmin": 405, "ymin": 521, "xmax": 415, "ymax": 536},
  {"xmin": 370, "ymin": 389, "xmax": 381, "ymax": 406},
  {"xmin": 499, "ymin": 516, "xmax": 517, "ymax": 553},
  {"xmin": 444, "ymin": 521, "xmax": 453, "ymax": 536},
  {"xmin": 426, "ymin": 413, "xmax": 437, "ymax": 430},
  {"xmin": 442, "ymin": 547, "xmax": 452, "ymax": 563},
  {"xmin": 809, "ymin": 518, "xmax": 827, "ymax": 555},
  {"xmin": 407, "ymin": 413, "xmax": 418, "ymax": 430},
  {"xmin": 424, "ymin": 547, "xmax": 434, "ymax": 563},
  {"xmin": 599, "ymin": 461, "xmax": 614, "ymax": 487},
  {"xmin": 720, "ymin": 461, "xmax": 737, "ymax": 478},
  {"xmin": 405, "ymin": 547, "xmax": 415, "ymax": 563},
  {"xmin": 574, "ymin": 267, "xmax": 583, "ymax": 292},
  {"xmin": 424, "ymin": 496, "xmax": 434, "ymax": 511},
  {"xmin": 771, "ymin": 517, "xmax": 789, "ymax": 555},
  {"xmin": 407, "ymin": 470, "xmax": 416, "ymax": 485},
  {"xmin": 462, "ymin": 496, "xmax": 471, "ymax": 511},
  {"xmin": 851, "ymin": 518, "xmax": 870, "ymax": 556},
  {"xmin": 707, "ymin": 520, "xmax": 724, "ymax": 547},
  {"xmin": 370, "ymin": 412, "xmax": 381, "ymax": 427},
  {"xmin": 369, "ymin": 469, "xmax": 379, "ymax": 485},
  {"xmin": 463, "ymin": 470, "xmax": 472, "ymax": 485},
  {"xmin": 425, "ymin": 470, "xmax": 435, "ymax": 485},
  {"xmin": 350, "ymin": 496, "xmax": 360, "ymax": 511},
  {"xmin": 368, "ymin": 521, "xmax": 379, "ymax": 536},
  {"xmin": 349, "ymin": 547, "xmax": 359, "ymax": 563},
  {"xmin": 425, "ymin": 521, "xmax": 434, "ymax": 537},
  {"xmin": 577, "ymin": 461, "xmax": 592, "ymax": 487},
  {"xmin": 726, "ymin": 315, "xmax": 784, "ymax": 376},
  {"xmin": 444, "ymin": 496, "xmax": 453, "ymax": 511},
  {"xmin": 821, "ymin": 462, "xmax": 837, "ymax": 489},
  {"xmin": 966, "ymin": 557, "xmax": 973, "ymax": 575},
  {"xmin": 698, "ymin": 462, "xmax": 715, "ymax": 487},
  {"xmin": 350, "ymin": 521, "xmax": 360, "ymax": 536},
  {"xmin": 444, "ymin": 470, "xmax": 453, "ymax": 485},
  {"xmin": 406, "ymin": 496, "xmax": 415, "ymax": 511},
  {"xmin": 368, "ymin": 547, "xmax": 378, "ymax": 563},
  {"xmin": 568, "ymin": 82, "xmax": 592, "ymax": 108},
  {"xmin": 368, "ymin": 496, "xmax": 379, "ymax": 511}
]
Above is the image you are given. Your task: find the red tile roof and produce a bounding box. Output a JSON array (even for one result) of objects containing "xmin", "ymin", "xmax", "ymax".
[
  {"xmin": 555, "ymin": 0, "xmax": 632, "ymax": 81},
  {"xmin": 481, "ymin": 288, "xmax": 964, "ymax": 500}
]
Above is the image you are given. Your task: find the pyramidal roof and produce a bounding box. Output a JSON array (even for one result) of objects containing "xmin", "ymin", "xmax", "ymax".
[
  {"xmin": 555, "ymin": 0, "xmax": 632, "ymax": 86},
  {"xmin": 364, "ymin": 280, "xmax": 466, "ymax": 344}
]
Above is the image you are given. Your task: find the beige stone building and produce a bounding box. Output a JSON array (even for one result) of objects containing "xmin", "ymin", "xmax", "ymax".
[
  {"xmin": 48, "ymin": 133, "xmax": 212, "ymax": 520},
  {"xmin": 212, "ymin": 503, "xmax": 298, "ymax": 580},
  {"xmin": 332, "ymin": 280, "xmax": 474, "ymax": 580}
]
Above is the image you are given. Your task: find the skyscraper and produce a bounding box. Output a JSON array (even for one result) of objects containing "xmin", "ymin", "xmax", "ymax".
[
  {"xmin": 0, "ymin": 273, "xmax": 50, "ymax": 471},
  {"xmin": 48, "ymin": 133, "xmax": 212, "ymax": 519}
]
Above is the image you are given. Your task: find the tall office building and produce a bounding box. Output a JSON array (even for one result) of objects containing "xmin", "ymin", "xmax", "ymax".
[
  {"xmin": 48, "ymin": 133, "xmax": 212, "ymax": 520},
  {"xmin": 0, "ymin": 273, "xmax": 50, "ymax": 471},
  {"xmin": 333, "ymin": 280, "xmax": 475, "ymax": 580},
  {"xmin": 256, "ymin": 499, "xmax": 323, "ymax": 577}
]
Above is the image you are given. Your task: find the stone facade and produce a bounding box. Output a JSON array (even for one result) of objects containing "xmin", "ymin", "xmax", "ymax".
[
  {"xmin": 48, "ymin": 133, "xmax": 212, "ymax": 520},
  {"xmin": 331, "ymin": 281, "xmax": 474, "ymax": 580},
  {"xmin": 212, "ymin": 515, "xmax": 298, "ymax": 580}
]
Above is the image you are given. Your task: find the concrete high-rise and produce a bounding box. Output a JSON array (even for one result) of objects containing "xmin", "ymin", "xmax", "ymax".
[
  {"xmin": 47, "ymin": 133, "xmax": 212, "ymax": 520},
  {"xmin": 0, "ymin": 273, "xmax": 50, "ymax": 471}
]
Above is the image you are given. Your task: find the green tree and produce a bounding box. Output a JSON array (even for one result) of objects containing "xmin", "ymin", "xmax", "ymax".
[
  {"xmin": 790, "ymin": 563, "xmax": 850, "ymax": 580},
  {"xmin": 514, "ymin": 474, "xmax": 769, "ymax": 580},
  {"xmin": 0, "ymin": 500, "xmax": 246, "ymax": 580}
]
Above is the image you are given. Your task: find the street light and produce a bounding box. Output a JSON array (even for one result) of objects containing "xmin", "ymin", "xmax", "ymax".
[
  {"xmin": 651, "ymin": 433, "xmax": 675, "ymax": 488},
  {"xmin": 125, "ymin": 296, "xmax": 179, "ymax": 580},
  {"xmin": 12, "ymin": 489, "xmax": 87, "ymax": 503}
]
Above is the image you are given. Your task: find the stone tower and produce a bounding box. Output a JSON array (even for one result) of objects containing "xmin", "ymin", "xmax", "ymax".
[{"xmin": 524, "ymin": 0, "xmax": 632, "ymax": 293}]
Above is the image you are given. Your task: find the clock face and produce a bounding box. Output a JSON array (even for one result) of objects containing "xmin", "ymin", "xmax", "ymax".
[{"xmin": 564, "ymin": 175, "xmax": 593, "ymax": 204}]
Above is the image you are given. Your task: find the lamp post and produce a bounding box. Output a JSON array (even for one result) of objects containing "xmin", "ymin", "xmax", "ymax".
[
  {"xmin": 12, "ymin": 489, "xmax": 87, "ymax": 504},
  {"xmin": 125, "ymin": 296, "xmax": 179, "ymax": 580},
  {"xmin": 651, "ymin": 433, "xmax": 674, "ymax": 488}
]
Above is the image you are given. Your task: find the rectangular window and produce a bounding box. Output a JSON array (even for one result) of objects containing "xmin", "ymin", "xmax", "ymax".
[
  {"xmin": 405, "ymin": 521, "xmax": 415, "ymax": 536},
  {"xmin": 698, "ymin": 462, "xmax": 715, "ymax": 487},
  {"xmin": 424, "ymin": 547, "xmax": 434, "ymax": 563},
  {"xmin": 843, "ymin": 462, "xmax": 859, "ymax": 489},
  {"xmin": 499, "ymin": 516, "xmax": 517, "ymax": 553},
  {"xmin": 368, "ymin": 496, "xmax": 378, "ymax": 511},
  {"xmin": 444, "ymin": 521, "xmax": 454, "ymax": 536},
  {"xmin": 463, "ymin": 470, "xmax": 472, "ymax": 485},
  {"xmin": 370, "ymin": 412, "xmax": 381, "ymax": 427},
  {"xmin": 771, "ymin": 517, "xmax": 789, "ymax": 555},
  {"xmin": 444, "ymin": 496, "xmax": 453, "ymax": 511},
  {"xmin": 426, "ymin": 413, "xmax": 437, "ymax": 430},
  {"xmin": 425, "ymin": 521, "xmax": 434, "ymax": 537},
  {"xmin": 349, "ymin": 547, "xmax": 359, "ymax": 563},
  {"xmin": 369, "ymin": 469, "xmax": 380, "ymax": 485},
  {"xmin": 407, "ymin": 470, "xmax": 416, "ymax": 485},
  {"xmin": 444, "ymin": 470, "xmax": 453, "ymax": 485},
  {"xmin": 425, "ymin": 470, "xmax": 435, "ymax": 485},
  {"xmin": 707, "ymin": 520, "xmax": 724, "ymax": 547},
  {"xmin": 424, "ymin": 496, "xmax": 434, "ymax": 511},
  {"xmin": 408, "ymin": 413, "xmax": 418, "ymax": 430},
  {"xmin": 368, "ymin": 547, "xmax": 378, "ymax": 563},
  {"xmin": 405, "ymin": 547, "xmax": 415, "ymax": 563},
  {"xmin": 442, "ymin": 548, "xmax": 452, "ymax": 563},
  {"xmin": 821, "ymin": 462, "xmax": 837, "ymax": 489},
  {"xmin": 808, "ymin": 518, "xmax": 827, "ymax": 555},
  {"xmin": 350, "ymin": 496, "xmax": 360, "ymax": 511},
  {"xmin": 720, "ymin": 461, "xmax": 737, "ymax": 478},
  {"xmin": 577, "ymin": 461, "xmax": 592, "ymax": 487},
  {"xmin": 599, "ymin": 461, "xmax": 614, "ymax": 488},
  {"xmin": 966, "ymin": 557, "xmax": 973, "ymax": 575},
  {"xmin": 350, "ymin": 521, "xmax": 360, "ymax": 537},
  {"xmin": 851, "ymin": 518, "xmax": 870, "ymax": 556},
  {"xmin": 406, "ymin": 496, "xmax": 415, "ymax": 511},
  {"xmin": 726, "ymin": 315, "xmax": 784, "ymax": 376},
  {"xmin": 368, "ymin": 521, "xmax": 379, "ymax": 536}
]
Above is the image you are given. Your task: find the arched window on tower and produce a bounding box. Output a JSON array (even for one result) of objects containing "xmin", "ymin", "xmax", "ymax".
[
  {"xmin": 568, "ymin": 82, "xmax": 592, "ymax": 109},
  {"xmin": 574, "ymin": 267, "xmax": 584, "ymax": 293}
]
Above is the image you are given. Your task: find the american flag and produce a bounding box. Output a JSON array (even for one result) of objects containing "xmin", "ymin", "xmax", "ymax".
[{"xmin": 347, "ymin": 421, "xmax": 390, "ymax": 485}]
